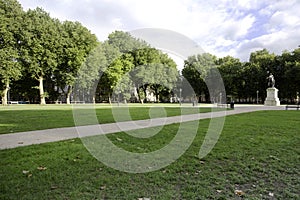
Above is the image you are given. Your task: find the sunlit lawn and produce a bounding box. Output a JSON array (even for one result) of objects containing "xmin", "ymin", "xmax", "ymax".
[
  {"xmin": 0, "ymin": 104, "xmax": 212, "ymax": 134},
  {"xmin": 0, "ymin": 111, "xmax": 299, "ymax": 199}
]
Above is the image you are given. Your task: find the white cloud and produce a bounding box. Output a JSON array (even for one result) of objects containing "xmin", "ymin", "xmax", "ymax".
[
  {"xmin": 18, "ymin": 0, "xmax": 300, "ymax": 62},
  {"xmin": 269, "ymin": 11, "xmax": 300, "ymax": 29},
  {"xmin": 218, "ymin": 14, "xmax": 256, "ymax": 40}
]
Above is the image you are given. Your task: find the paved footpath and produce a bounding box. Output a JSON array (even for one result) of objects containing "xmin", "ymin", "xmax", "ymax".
[{"xmin": 0, "ymin": 105, "xmax": 284, "ymax": 150}]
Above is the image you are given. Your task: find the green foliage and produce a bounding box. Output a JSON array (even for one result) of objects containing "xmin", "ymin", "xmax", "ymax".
[
  {"xmin": 130, "ymin": 48, "xmax": 179, "ymax": 102},
  {"xmin": 217, "ymin": 56, "xmax": 242, "ymax": 98},
  {"xmin": 99, "ymin": 34, "xmax": 179, "ymax": 103},
  {"xmin": 1, "ymin": 2, "xmax": 299, "ymax": 104},
  {"xmin": 53, "ymin": 21, "xmax": 98, "ymax": 103},
  {"xmin": 107, "ymin": 30, "xmax": 148, "ymax": 53},
  {"xmin": 182, "ymin": 49, "xmax": 300, "ymax": 103},
  {"xmin": 0, "ymin": 0, "xmax": 24, "ymax": 104},
  {"xmin": 249, "ymin": 48, "xmax": 276, "ymax": 70},
  {"xmin": 77, "ymin": 44, "xmax": 107, "ymax": 90},
  {"xmin": 276, "ymin": 48, "xmax": 300, "ymax": 101},
  {"xmin": 23, "ymin": 8, "xmax": 60, "ymax": 78},
  {"xmin": 56, "ymin": 21, "xmax": 98, "ymax": 87},
  {"xmin": 182, "ymin": 53, "xmax": 217, "ymax": 101},
  {"xmin": 96, "ymin": 32, "xmax": 148, "ymax": 102},
  {"xmin": 21, "ymin": 8, "xmax": 63, "ymax": 104}
]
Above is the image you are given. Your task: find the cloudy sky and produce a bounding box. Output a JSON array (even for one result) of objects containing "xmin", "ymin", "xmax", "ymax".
[{"xmin": 18, "ymin": 0, "xmax": 300, "ymax": 62}]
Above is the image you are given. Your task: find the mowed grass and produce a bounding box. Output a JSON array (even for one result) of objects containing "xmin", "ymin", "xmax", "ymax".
[
  {"xmin": 0, "ymin": 111, "xmax": 299, "ymax": 199},
  {"xmin": 0, "ymin": 104, "xmax": 212, "ymax": 134}
]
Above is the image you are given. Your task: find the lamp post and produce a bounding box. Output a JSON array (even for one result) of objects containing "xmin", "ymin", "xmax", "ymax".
[
  {"xmin": 179, "ymin": 88, "xmax": 182, "ymax": 106},
  {"xmin": 256, "ymin": 90, "xmax": 259, "ymax": 104},
  {"xmin": 179, "ymin": 75, "xmax": 183, "ymax": 106},
  {"xmin": 7, "ymin": 86, "xmax": 10, "ymax": 104},
  {"xmin": 118, "ymin": 88, "xmax": 121, "ymax": 106}
]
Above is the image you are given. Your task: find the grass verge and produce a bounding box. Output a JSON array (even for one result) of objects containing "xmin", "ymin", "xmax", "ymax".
[
  {"xmin": 0, "ymin": 111, "xmax": 299, "ymax": 199},
  {"xmin": 0, "ymin": 104, "xmax": 215, "ymax": 134}
]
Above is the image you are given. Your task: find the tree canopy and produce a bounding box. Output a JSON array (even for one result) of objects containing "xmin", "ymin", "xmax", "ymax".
[{"xmin": 0, "ymin": 0, "xmax": 24, "ymax": 105}]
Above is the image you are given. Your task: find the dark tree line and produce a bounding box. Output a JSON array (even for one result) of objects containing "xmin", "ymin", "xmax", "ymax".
[{"xmin": 182, "ymin": 48, "xmax": 300, "ymax": 104}]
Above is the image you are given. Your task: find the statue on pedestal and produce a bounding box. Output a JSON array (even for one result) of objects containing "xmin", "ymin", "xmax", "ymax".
[
  {"xmin": 267, "ymin": 73, "xmax": 275, "ymax": 88},
  {"xmin": 264, "ymin": 72, "xmax": 280, "ymax": 106}
]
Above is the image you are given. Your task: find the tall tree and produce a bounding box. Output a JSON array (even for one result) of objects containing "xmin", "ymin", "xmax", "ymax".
[
  {"xmin": 182, "ymin": 53, "xmax": 217, "ymax": 102},
  {"xmin": 103, "ymin": 53, "xmax": 134, "ymax": 103},
  {"xmin": 97, "ymin": 31, "xmax": 149, "ymax": 103},
  {"xmin": 22, "ymin": 8, "xmax": 61, "ymax": 105},
  {"xmin": 55, "ymin": 21, "xmax": 98, "ymax": 104},
  {"xmin": 249, "ymin": 49, "xmax": 276, "ymax": 72},
  {"xmin": 248, "ymin": 49, "xmax": 276, "ymax": 101},
  {"xmin": 281, "ymin": 48, "xmax": 300, "ymax": 102},
  {"xmin": 130, "ymin": 48, "xmax": 178, "ymax": 103},
  {"xmin": 107, "ymin": 31, "xmax": 148, "ymax": 53},
  {"xmin": 76, "ymin": 43, "xmax": 108, "ymax": 103},
  {"xmin": 0, "ymin": 0, "xmax": 24, "ymax": 105},
  {"xmin": 149, "ymin": 53, "xmax": 178, "ymax": 102},
  {"xmin": 217, "ymin": 56, "xmax": 242, "ymax": 100}
]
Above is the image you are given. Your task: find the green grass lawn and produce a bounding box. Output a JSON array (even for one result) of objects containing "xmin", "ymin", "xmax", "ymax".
[
  {"xmin": 0, "ymin": 111, "xmax": 299, "ymax": 199},
  {"xmin": 0, "ymin": 104, "xmax": 211, "ymax": 134}
]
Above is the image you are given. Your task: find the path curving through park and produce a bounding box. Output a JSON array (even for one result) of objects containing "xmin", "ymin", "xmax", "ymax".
[{"xmin": 0, "ymin": 105, "xmax": 284, "ymax": 150}]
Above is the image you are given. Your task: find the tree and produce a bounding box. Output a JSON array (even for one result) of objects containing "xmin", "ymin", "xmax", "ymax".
[
  {"xmin": 55, "ymin": 21, "xmax": 98, "ymax": 104},
  {"xmin": 104, "ymin": 53, "xmax": 134, "ymax": 102},
  {"xmin": 22, "ymin": 8, "xmax": 61, "ymax": 105},
  {"xmin": 75, "ymin": 43, "xmax": 108, "ymax": 103},
  {"xmin": 97, "ymin": 31, "xmax": 150, "ymax": 103},
  {"xmin": 284, "ymin": 62, "xmax": 300, "ymax": 102},
  {"xmin": 182, "ymin": 53, "xmax": 217, "ymax": 102},
  {"xmin": 247, "ymin": 49, "xmax": 277, "ymax": 102},
  {"xmin": 149, "ymin": 53, "xmax": 178, "ymax": 102},
  {"xmin": 249, "ymin": 49, "xmax": 276, "ymax": 71},
  {"xmin": 217, "ymin": 56, "xmax": 242, "ymax": 100},
  {"xmin": 107, "ymin": 31, "xmax": 148, "ymax": 53},
  {"xmin": 0, "ymin": 0, "xmax": 24, "ymax": 105},
  {"xmin": 280, "ymin": 48, "xmax": 300, "ymax": 102},
  {"xmin": 130, "ymin": 48, "xmax": 161, "ymax": 101},
  {"xmin": 130, "ymin": 48, "xmax": 178, "ymax": 103}
]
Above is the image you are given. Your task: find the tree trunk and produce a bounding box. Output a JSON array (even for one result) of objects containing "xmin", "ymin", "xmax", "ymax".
[
  {"xmin": 108, "ymin": 93, "xmax": 112, "ymax": 104},
  {"xmin": 136, "ymin": 87, "xmax": 141, "ymax": 102},
  {"xmin": 39, "ymin": 76, "xmax": 46, "ymax": 105},
  {"xmin": 154, "ymin": 88, "xmax": 159, "ymax": 103},
  {"xmin": 93, "ymin": 95, "xmax": 96, "ymax": 104},
  {"xmin": 1, "ymin": 81, "xmax": 9, "ymax": 106},
  {"xmin": 143, "ymin": 88, "xmax": 147, "ymax": 103},
  {"xmin": 66, "ymin": 85, "xmax": 72, "ymax": 104}
]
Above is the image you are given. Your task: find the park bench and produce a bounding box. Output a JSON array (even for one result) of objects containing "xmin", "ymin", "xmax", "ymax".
[
  {"xmin": 217, "ymin": 103, "xmax": 228, "ymax": 108},
  {"xmin": 285, "ymin": 104, "xmax": 300, "ymax": 110},
  {"xmin": 8, "ymin": 101, "xmax": 19, "ymax": 104},
  {"xmin": 71, "ymin": 101, "xmax": 85, "ymax": 104}
]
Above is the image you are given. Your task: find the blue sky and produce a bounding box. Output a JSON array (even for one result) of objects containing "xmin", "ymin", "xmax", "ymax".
[{"xmin": 18, "ymin": 0, "xmax": 300, "ymax": 62}]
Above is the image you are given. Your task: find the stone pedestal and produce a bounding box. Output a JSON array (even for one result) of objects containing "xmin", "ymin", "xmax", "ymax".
[{"xmin": 264, "ymin": 87, "xmax": 280, "ymax": 106}]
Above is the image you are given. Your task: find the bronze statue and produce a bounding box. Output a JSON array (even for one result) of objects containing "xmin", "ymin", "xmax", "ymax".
[{"xmin": 267, "ymin": 73, "xmax": 275, "ymax": 88}]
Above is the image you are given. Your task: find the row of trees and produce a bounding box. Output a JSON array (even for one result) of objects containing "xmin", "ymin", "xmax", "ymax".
[
  {"xmin": 1, "ymin": 0, "xmax": 99, "ymax": 105},
  {"xmin": 183, "ymin": 48, "xmax": 300, "ymax": 104},
  {"xmin": 1, "ymin": 0, "xmax": 179, "ymax": 105},
  {"xmin": 75, "ymin": 36, "xmax": 179, "ymax": 104},
  {"xmin": 1, "ymin": 0, "xmax": 300, "ymax": 105}
]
